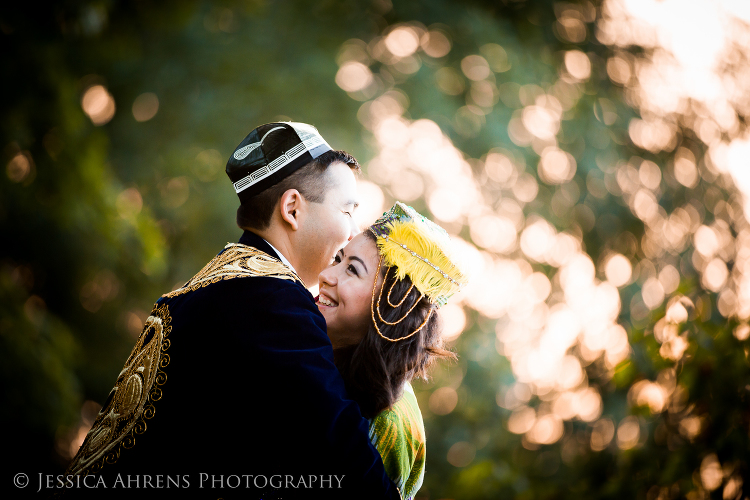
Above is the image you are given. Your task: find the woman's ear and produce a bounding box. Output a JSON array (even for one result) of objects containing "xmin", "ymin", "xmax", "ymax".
[{"xmin": 279, "ymin": 189, "xmax": 303, "ymax": 231}]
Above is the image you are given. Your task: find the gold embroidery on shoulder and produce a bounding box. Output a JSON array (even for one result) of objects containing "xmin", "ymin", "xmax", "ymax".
[
  {"xmin": 162, "ymin": 243, "xmax": 304, "ymax": 299},
  {"xmin": 67, "ymin": 303, "xmax": 172, "ymax": 476}
]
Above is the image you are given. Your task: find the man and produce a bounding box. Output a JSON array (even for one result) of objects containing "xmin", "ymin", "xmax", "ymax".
[{"xmin": 64, "ymin": 122, "xmax": 400, "ymax": 499}]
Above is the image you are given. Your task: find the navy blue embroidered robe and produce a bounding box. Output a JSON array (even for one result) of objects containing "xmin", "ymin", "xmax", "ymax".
[{"xmin": 63, "ymin": 231, "xmax": 400, "ymax": 500}]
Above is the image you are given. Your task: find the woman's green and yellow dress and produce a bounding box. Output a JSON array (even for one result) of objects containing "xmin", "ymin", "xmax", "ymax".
[{"xmin": 368, "ymin": 382, "xmax": 425, "ymax": 500}]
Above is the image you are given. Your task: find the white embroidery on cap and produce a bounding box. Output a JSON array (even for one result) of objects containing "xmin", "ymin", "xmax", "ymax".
[{"xmin": 232, "ymin": 126, "xmax": 286, "ymax": 160}]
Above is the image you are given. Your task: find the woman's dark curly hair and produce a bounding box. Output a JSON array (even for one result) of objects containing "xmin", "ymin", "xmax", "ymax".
[{"xmin": 333, "ymin": 230, "xmax": 456, "ymax": 419}]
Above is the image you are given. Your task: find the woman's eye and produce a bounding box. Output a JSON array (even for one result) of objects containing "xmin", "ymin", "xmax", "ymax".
[
  {"xmin": 347, "ymin": 264, "xmax": 359, "ymax": 276},
  {"xmin": 332, "ymin": 254, "xmax": 341, "ymax": 264},
  {"xmin": 343, "ymin": 211, "xmax": 352, "ymax": 218}
]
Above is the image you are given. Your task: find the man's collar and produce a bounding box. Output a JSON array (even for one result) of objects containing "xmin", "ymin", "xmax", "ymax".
[
  {"xmin": 264, "ymin": 240, "xmax": 297, "ymax": 274},
  {"xmin": 238, "ymin": 230, "xmax": 297, "ymax": 274}
]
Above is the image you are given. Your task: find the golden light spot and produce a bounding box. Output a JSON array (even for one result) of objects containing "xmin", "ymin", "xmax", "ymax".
[
  {"xmin": 734, "ymin": 324, "xmax": 750, "ymax": 341},
  {"xmin": 674, "ymin": 156, "xmax": 699, "ymax": 188},
  {"xmin": 642, "ymin": 277, "xmax": 665, "ymax": 309},
  {"xmin": 638, "ymin": 160, "xmax": 662, "ymax": 190},
  {"xmin": 653, "ymin": 317, "xmax": 677, "ymax": 343},
  {"xmin": 446, "ymin": 441, "xmax": 476, "ymax": 467},
  {"xmin": 384, "ymin": 27, "xmax": 420, "ymax": 58},
  {"xmin": 81, "ymin": 84, "xmax": 116, "ymax": 125},
  {"xmin": 479, "ymin": 43, "xmax": 511, "ymax": 72},
  {"xmin": 389, "ymin": 169, "xmax": 423, "ymax": 202},
  {"xmin": 469, "ymin": 214, "xmax": 517, "ymax": 253},
  {"xmin": 557, "ymin": 16, "xmax": 587, "ymax": 43},
  {"xmin": 556, "ymin": 355, "xmax": 584, "ymax": 390},
  {"xmin": 429, "ymin": 387, "xmax": 458, "ymax": 415},
  {"xmin": 538, "ymin": 147, "xmax": 576, "ymax": 184},
  {"xmin": 526, "ymin": 414, "xmax": 564, "ymax": 445},
  {"xmin": 604, "ymin": 253, "xmax": 632, "ymax": 287},
  {"xmin": 428, "ymin": 187, "xmax": 463, "ymax": 222},
  {"xmin": 678, "ymin": 415, "xmax": 702, "ymax": 440},
  {"xmin": 435, "ymin": 67, "xmax": 465, "ymax": 95},
  {"xmin": 336, "ymin": 39, "xmax": 371, "ymax": 67},
  {"xmin": 335, "ymin": 61, "xmax": 374, "ymax": 92},
  {"xmin": 79, "ymin": 270, "xmax": 120, "ymax": 313},
  {"xmin": 629, "ymin": 380, "xmax": 667, "ymax": 413},
  {"xmin": 604, "ymin": 325, "xmax": 631, "ymax": 367},
  {"xmin": 132, "ymin": 92, "xmax": 159, "ymax": 122},
  {"xmin": 527, "ymin": 272, "xmax": 552, "ymax": 303},
  {"xmin": 665, "ymin": 299, "xmax": 689, "ymax": 324},
  {"xmin": 564, "ymin": 50, "xmax": 591, "ymax": 81},
  {"xmin": 552, "ymin": 392, "xmax": 578, "ymax": 420},
  {"xmin": 374, "ymin": 116, "xmax": 409, "ymax": 148},
  {"xmin": 576, "ymin": 387, "xmax": 603, "ymax": 422},
  {"xmin": 723, "ymin": 476, "xmax": 743, "ymax": 500},
  {"xmin": 616, "ymin": 416, "xmax": 640, "ymax": 450},
  {"xmin": 469, "ymin": 80, "xmax": 498, "ymax": 108},
  {"xmin": 461, "ymin": 55, "xmax": 491, "ymax": 81},
  {"xmin": 523, "ymin": 105, "xmax": 561, "ymax": 141},
  {"xmin": 439, "ymin": 303, "xmax": 467, "ymax": 341},
  {"xmin": 703, "ymin": 258, "xmax": 728, "ymax": 292},
  {"xmin": 629, "ymin": 118, "xmax": 677, "ymax": 153},
  {"xmin": 453, "ymin": 106, "xmax": 485, "ymax": 137},
  {"xmin": 507, "ymin": 406, "xmax": 536, "ymax": 434},
  {"xmin": 391, "ymin": 55, "xmax": 421, "ymax": 75},
  {"xmin": 116, "ymin": 187, "xmax": 143, "ymax": 219},
  {"xmin": 24, "ymin": 295, "xmax": 46, "ymax": 326},
  {"xmin": 160, "ymin": 177, "xmax": 189, "ymax": 209},
  {"xmin": 193, "ymin": 149, "xmax": 223, "ymax": 182},
  {"xmin": 658, "ymin": 265, "xmax": 681, "ymax": 295},
  {"xmin": 590, "ymin": 417, "xmax": 615, "ymax": 451},
  {"xmin": 606, "ymin": 55, "xmax": 632, "ymax": 85},
  {"xmin": 660, "ymin": 334, "xmax": 688, "ymax": 360},
  {"xmin": 694, "ymin": 225, "xmax": 720, "ymax": 257},
  {"xmin": 353, "ymin": 180, "xmax": 384, "ymax": 228},
  {"xmin": 512, "ymin": 173, "xmax": 539, "ymax": 203},
  {"xmin": 484, "ymin": 152, "xmax": 515, "ymax": 185},
  {"xmin": 125, "ymin": 310, "xmax": 147, "ymax": 338},
  {"xmin": 420, "ymin": 30, "xmax": 451, "ymax": 58},
  {"xmin": 520, "ymin": 219, "xmax": 557, "ymax": 263},
  {"xmin": 699, "ymin": 453, "xmax": 723, "ymax": 491},
  {"xmin": 6, "ymin": 152, "xmax": 32, "ymax": 183},
  {"xmin": 632, "ymin": 189, "xmax": 659, "ymax": 222}
]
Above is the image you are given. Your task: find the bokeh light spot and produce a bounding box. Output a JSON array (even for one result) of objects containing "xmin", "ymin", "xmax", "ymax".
[
  {"xmin": 81, "ymin": 84, "xmax": 116, "ymax": 125},
  {"xmin": 132, "ymin": 92, "xmax": 159, "ymax": 122}
]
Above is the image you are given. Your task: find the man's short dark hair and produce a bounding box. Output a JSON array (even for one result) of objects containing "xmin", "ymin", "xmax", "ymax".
[{"xmin": 236, "ymin": 149, "xmax": 360, "ymax": 231}]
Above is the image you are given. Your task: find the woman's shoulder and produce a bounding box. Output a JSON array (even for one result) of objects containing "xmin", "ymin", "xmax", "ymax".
[
  {"xmin": 371, "ymin": 383, "xmax": 424, "ymax": 434},
  {"xmin": 369, "ymin": 383, "xmax": 426, "ymax": 499}
]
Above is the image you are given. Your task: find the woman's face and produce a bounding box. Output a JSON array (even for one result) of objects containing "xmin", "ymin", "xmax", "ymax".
[{"xmin": 316, "ymin": 232, "xmax": 382, "ymax": 349}]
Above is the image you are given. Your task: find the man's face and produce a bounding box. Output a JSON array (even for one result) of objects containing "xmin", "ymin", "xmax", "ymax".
[{"xmin": 295, "ymin": 161, "xmax": 359, "ymax": 285}]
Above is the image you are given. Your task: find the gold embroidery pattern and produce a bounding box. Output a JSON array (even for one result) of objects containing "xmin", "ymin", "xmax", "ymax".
[
  {"xmin": 162, "ymin": 243, "xmax": 304, "ymax": 298},
  {"xmin": 67, "ymin": 303, "xmax": 172, "ymax": 476}
]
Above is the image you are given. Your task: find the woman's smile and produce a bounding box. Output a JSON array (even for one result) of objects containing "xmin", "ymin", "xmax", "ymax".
[{"xmin": 316, "ymin": 233, "xmax": 382, "ymax": 349}]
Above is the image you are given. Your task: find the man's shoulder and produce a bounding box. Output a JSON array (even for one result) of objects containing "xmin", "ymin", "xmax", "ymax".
[{"xmin": 162, "ymin": 242, "xmax": 307, "ymax": 300}]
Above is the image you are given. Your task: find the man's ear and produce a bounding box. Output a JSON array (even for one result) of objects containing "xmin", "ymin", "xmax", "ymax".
[{"xmin": 279, "ymin": 189, "xmax": 303, "ymax": 231}]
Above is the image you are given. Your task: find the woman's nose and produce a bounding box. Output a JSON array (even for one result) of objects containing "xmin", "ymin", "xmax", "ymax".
[{"xmin": 318, "ymin": 266, "xmax": 337, "ymax": 287}]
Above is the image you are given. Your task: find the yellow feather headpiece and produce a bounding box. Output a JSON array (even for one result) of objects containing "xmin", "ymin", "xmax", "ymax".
[{"xmin": 369, "ymin": 202, "xmax": 467, "ymax": 307}]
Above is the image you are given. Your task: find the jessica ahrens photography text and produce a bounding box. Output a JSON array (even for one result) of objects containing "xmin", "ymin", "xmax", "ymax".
[{"xmin": 24, "ymin": 473, "xmax": 345, "ymax": 492}]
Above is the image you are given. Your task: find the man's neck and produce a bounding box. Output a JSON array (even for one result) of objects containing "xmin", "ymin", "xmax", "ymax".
[{"xmin": 246, "ymin": 227, "xmax": 304, "ymax": 280}]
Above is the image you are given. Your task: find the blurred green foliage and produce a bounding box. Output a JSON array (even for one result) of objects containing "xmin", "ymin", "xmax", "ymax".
[{"xmin": 2, "ymin": 0, "xmax": 748, "ymax": 498}]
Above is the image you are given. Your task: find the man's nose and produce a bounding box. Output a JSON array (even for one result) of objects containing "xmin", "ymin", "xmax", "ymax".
[{"xmin": 348, "ymin": 217, "xmax": 360, "ymax": 241}]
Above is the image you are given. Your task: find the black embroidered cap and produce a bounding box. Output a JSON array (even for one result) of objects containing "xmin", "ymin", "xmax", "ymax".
[{"xmin": 226, "ymin": 122, "xmax": 333, "ymax": 202}]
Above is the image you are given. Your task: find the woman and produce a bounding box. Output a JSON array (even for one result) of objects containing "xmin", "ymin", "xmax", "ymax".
[{"xmin": 315, "ymin": 202, "xmax": 468, "ymax": 499}]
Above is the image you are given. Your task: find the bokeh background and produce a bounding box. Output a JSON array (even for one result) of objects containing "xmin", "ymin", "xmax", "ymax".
[{"xmin": 3, "ymin": 0, "xmax": 750, "ymax": 498}]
